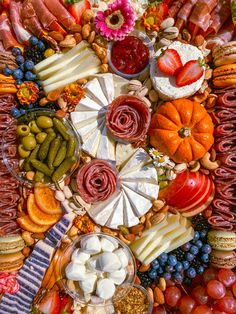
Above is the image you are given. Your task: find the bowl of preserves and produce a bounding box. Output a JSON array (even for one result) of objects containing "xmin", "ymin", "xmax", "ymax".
[
  {"xmin": 107, "ymin": 29, "xmax": 154, "ymax": 79},
  {"xmin": 59, "ymin": 233, "xmax": 136, "ymax": 310},
  {"xmin": 1, "ymin": 109, "xmax": 81, "ymax": 187}
]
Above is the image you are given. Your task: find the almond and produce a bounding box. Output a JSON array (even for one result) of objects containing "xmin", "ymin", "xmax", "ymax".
[
  {"xmin": 194, "ymin": 35, "xmax": 205, "ymax": 47},
  {"xmin": 158, "ymin": 277, "xmax": 166, "ymax": 292},
  {"xmin": 49, "ymin": 31, "xmax": 64, "ymax": 42},
  {"xmin": 74, "ymin": 33, "xmax": 82, "ymax": 44},
  {"xmin": 154, "ymin": 287, "xmax": 165, "ymax": 304},
  {"xmin": 130, "ymin": 224, "xmax": 144, "ymax": 235},
  {"xmin": 139, "ymin": 264, "xmax": 150, "ymax": 272},
  {"xmin": 147, "ymin": 287, "xmax": 154, "ymax": 303},
  {"xmin": 124, "ymin": 233, "xmax": 136, "ymax": 242}
]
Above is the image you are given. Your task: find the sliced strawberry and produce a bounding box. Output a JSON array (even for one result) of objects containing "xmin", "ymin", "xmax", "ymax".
[
  {"xmin": 67, "ymin": 0, "xmax": 91, "ymax": 24},
  {"xmin": 176, "ymin": 59, "xmax": 205, "ymax": 87},
  {"xmin": 157, "ymin": 49, "xmax": 183, "ymax": 75},
  {"xmin": 38, "ymin": 290, "xmax": 60, "ymax": 314},
  {"xmin": 59, "ymin": 295, "xmax": 73, "ymax": 314}
]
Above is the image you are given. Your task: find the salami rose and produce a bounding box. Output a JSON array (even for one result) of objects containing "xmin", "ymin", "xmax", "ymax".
[
  {"xmin": 106, "ymin": 95, "xmax": 151, "ymax": 143},
  {"xmin": 76, "ymin": 160, "xmax": 118, "ymax": 204}
]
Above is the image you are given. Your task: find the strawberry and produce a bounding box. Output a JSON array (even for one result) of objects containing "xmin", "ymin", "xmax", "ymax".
[
  {"xmin": 38, "ymin": 290, "xmax": 60, "ymax": 314},
  {"xmin": 65, "ymin": 0, "xmax": 91, "ymax": 24},
  {"xmin": 59, "ymin": 295, "xmax": 73, "ymax": 314},
  {"xmin": 157, "ymin": 49, "xmax": 183, "ymax": 76},
  {"xmin": 176, "ymin": 59, "xmax": 205, "ymax": 87}
]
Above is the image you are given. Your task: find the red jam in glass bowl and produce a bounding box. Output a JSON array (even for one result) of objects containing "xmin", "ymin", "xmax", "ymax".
[{"xmin": 110, "ymin": 36, "xmax": 150, "ymax": 76}]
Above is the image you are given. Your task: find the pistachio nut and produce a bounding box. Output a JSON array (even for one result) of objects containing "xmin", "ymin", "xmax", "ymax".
[
  {"xmin": 128, "ymin": 79, "xmax": 143, "ymax": 91},
  {"xmin": 161, "ymin": 27, "xmax": 179, "ymax": 40},
  {"xmin": 160, "ymin": 17, "xmax": 175, "ymax": 30}
]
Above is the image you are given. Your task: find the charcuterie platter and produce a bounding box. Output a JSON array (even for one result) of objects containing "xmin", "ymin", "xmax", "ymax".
[{"xmin": 0, "ymin": 1, "xmax": 236, "ymax": 313}]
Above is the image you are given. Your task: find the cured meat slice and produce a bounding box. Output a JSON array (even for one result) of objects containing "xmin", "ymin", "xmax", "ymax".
[
  {"xmin": 217, "ymin": 153, "xmax": 236, "ymax": 167},
  {"xmin": 214, "ymin": 121, "xmax": 236, "ymax": 137},
  {"xmin": 206, "ymin": 0, "xmax": 231, "ymax": 35},
  {"xmin": 44, "ymin": 0, "xmax": 75, "ymax": 30},
  {"xmin": 214, "ymin": 136, "xmax": 236, "ymax": 152},
  {"xmin": 214, "ymin": 166, "xmax": 236, "ymax": 178},
  {"xmin": 0, "ymin": 221, "xmax": 20, "ymax": 236},
  {"xmin": 168, "ymin": 0, "xmax": 187, "ymax": 18},
  {"xmin": 0, "ymin": 207, "xmax": 17, "ymax": 220},
  {"xmin": 217, "ymin": 89, "xmax": 236, "ymax": 107},
  {"xmin": 213, "ymin": 198, "xmax": 232, "ymax": 211},
  {"xmin": 216, "ymin": 184, "xmax": 236, "ymax": 205},
  {"xmin": 208, "ymin": 215, "xmax": 235, "ymax": 231},
  {"xmin": 175, "ymin": 0, "xmax": 198, "ymax": 29},
  {"xmin": 21, "ymin": 0, "xmax": 45, "ymax": 37},
  {"xmin": 0, "ymin": 15, "xmax": 19, "ymax": 50},
  {"xmin": 31, "ymin": 0, "xmax": 57, "ymax": 30},
  {"xmin": 9, "ymin": 1, "xmax": 31, "ymax": 44},
  {"xmin": 206, "ymin": 21, "xmax": 235, "ymax": 49},
  {"xmin": 215, "ymin": 109, "xmax": 236, "ymax": 122}
]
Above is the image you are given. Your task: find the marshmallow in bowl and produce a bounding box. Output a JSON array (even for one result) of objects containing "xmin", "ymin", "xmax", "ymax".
[
  {"xmin": 65, "ymin": 262, "xmax": 86, "ymax": 280},
  {"xmin": 100, "ymin": 237, "xmax": 116, "ymax": 252},
  {"xmin": 79, "ymin": 273, "xmax": 97, "ymax": 293},
  {"xmin": 96, "ymin": 278, "xmax": 116, "ymax": 300},
  {"xmin": 87, "ymin": 256, "xmax": 101, "ymax": 272},
  {"xmin": 108, "ymin": 268, "xmax": 126, "ymax": 285},
  {"xmin": 80, "ymin": 235, "xmax": 101, "ymax": 254},
  {"xmin": 114, "ymin": 248, "xmax": 129, "ymax": 268},
  {"xmin": 97, "ymin": 252, "xmax": 121, "ymax": 272},
  {"xmin": 71, "ymin": 249, "xmax": 90, "ymax": 263}
]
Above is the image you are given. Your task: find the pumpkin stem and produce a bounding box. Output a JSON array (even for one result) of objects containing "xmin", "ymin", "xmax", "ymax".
[{"xmin": 179, "ymin": 127, "xmax": 191, "ymax": 138}]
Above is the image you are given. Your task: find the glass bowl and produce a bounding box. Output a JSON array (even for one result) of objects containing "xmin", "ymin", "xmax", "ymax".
[
  {"xmin": 59, "ymin": 233, "xmax": 136, "ymax": 308},
  {"xmin": 107, "ymin": 29, "xmax": 155, "ymax": 79},
  {"xmin": 1, "ymin": 109, "xmax": 81, "ymax": 187}
]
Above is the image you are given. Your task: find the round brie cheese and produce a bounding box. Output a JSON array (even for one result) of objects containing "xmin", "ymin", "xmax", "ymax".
[{"xmin": 150, "ymin": 41, "xmax": 205, "ymax": 100}]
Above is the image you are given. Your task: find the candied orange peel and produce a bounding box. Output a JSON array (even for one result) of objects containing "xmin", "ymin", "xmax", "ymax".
[{"xmin": 73, "ymin": 215, "xmax": 95, "ymax": 234}]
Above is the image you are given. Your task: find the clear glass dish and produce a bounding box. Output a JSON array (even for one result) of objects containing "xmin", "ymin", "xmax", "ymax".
[
  {"xmin": 107, "ymin": 29, "xmax": 155, "ymax": 79},
  {"xmin": 1, "ymin": 109, "xmax": 81, "ymax": 187},
  {"xmin": 59, "ymin": 233, "xmax": 136, "ymax": 309}
]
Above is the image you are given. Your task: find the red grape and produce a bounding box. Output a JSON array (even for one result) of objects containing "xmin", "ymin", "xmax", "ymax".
[
  {"xmin": 216, "ymin": 296, "xmax": 236, "ymax": 314},
  {"xmin": 192, "ymin": 285, "xmax": 210, "ymax": 305},
  {"xmin": 193, "ymin": 305, "xmax": 212, "ymax": 314},
  {"xmin": 152, "ymin": 305, "xmax": 167, "ymax": 314},
  {"xmin": 211, "ymin": 304, "xmax": 227, "ymax": 314},
  {"xmin": 203, "ymin": 268, "xmax": 217, "ymax": 284},
  {"xmin": 217, "ymin": 269, "xmax": 236, "ymax": 288},
  {"xmin": 179, "ymin": 295, "xmax": 197, "ymax": 314},
  {"xmin": 164, "ymin": 286, "xmax": 182, "ymax": 307},
  {"xmin": 207, "ymin": 280, "xmax": 226, "ymax": 300}
]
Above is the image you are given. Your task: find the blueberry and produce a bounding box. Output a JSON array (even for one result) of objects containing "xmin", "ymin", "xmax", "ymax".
[
  {"xmin": 175, "ymin": 262, "xmax": 183, "ymax": 272},
  {"xmin": 29, "ymin": 36, "xmax": 39, "ymax": 46},
  {"xmin": 197, "ymin": 266, "xmax": 204, "ymax": 274},
  {"xmin": 12, "ymin": 47, "xmax": 22, "ymax": 56},
  {"xmin": 25, "ymin": 71, "xmax": 36, "ymax": 81},
  {"xmin": 182, "ymin": 261, "xmax": 190, "ymax": 270},
  {"xmin": 186, "ymin": 253, "xmax": 194, "ymax": 262},
  {"xmin": 202, "ymin": 244, "xmax": 212, "ymax": 254},
  {"xmin": 173, "ymin": 272, "xmax": 183, "ymax": 283},
  {"xmin": 151, "ymin": 260, "xmax": 160, "ymax": 270},
  {"xmin": 159, "ymin": 253, "xmax": 168, "ymax": 263},
  {"xmin": 195, "ymin": 240, "xmax": 203, "ymax": 249},
  {"xmin": 24, "ymin": 60, "xmax": 34, "ymax": 71},
  {"xmin": 193, "ymin": 231, "xmax": 200, "ymax": 242},
  {"xmin": 148, "ymin": 269, "xmax": 157, "ymax": 279},
  {"xmin": 182, "ymin": 242, "xmax": 191, "ymax": 252},
  {"xmin": 157, "ymin": 266, "xmax": 164, "ymax": 274},
  {"xmin": 16, "ymin": 55, "xmax": 25, "ymax": 65},
  {"xmin": 12, "ymin": 69, "xmax": 24, "ymax": 80},
  {"xmin": 190, "ymin": 245, "xmax": 199, "ymax": 256},
  {"xmin": 168, "ymin": 255, "xmax": 177, "ymax": 267},
  {"xmin": 159, "ymin": 260, "xmax": 166, "ymax": 267},
  {"xmin": 37, "ymin": 41, "xmax": 46, "ymax": 51},
  {"xmin": 186, "ymin": 267, "xmax": 196, "ymax": 279},
  {"xmin": 3, "ymin": 66, "xmax": 12, "ymax": 76},
  {"xmin": 201, "ymin": 253, "xmax": 209, "ymax": 263},
  {"xmin": 20, "ymin": 109, "xmax": 26, "ymax": 115},
  {"xmin": 11, "ymin": 107, "xmax": 20, "ymax": 117},
  {"xmin": 19, "ymin": 64, "xmax": 25, "ymax": 71},
  {"xmin": 16, "ymin": 79, "xmax": 23, "ymax": 85},
  {"xmin": 163, "ymin": 272, "xmax": 171, "ymax": 280},
  {"xmin": 165, "ymin": 265, "xmax": 174, "ymax": 273},
  {"xmin": 200, "ymin": 230, "xmax": 207, "ymax": 239}
]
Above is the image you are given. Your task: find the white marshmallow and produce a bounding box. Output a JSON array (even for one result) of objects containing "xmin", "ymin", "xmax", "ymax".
[
  {"xmin": 71, "ymin": 249, "xmax": 90, "ymax": 264},
  {"xmin": 80, "ymin": 235, "xmax": 101, "ymax": 254},
  {"xmin": 65, "ymin": 262, "xmax": 86, "ymax": 281},
  {"xmin": 97, "ymin": 252, "xmax": 121, "ymax": 272},
  {"xmin": 108, "ymin": 268, "xmax": 126, "ymax": 285},
  {"xmin": 100, "ymin": 238, "xmax": 116, "ymax": 252},
  {"xmin": 114, "ymin": 248, "xmax": 129, "ymax": 268},
  {"xmin": 96, "ymin": 278, "xmax": 115, "ymax": 300},
  {"xmin": 79, "ymin": 273, "xmax": 97, "ymax": 293}
]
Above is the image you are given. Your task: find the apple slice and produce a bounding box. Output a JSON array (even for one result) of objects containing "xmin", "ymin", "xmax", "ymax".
[{"xmin": 159, "ymin": 171, "xmax": 189, "ymax": 201}]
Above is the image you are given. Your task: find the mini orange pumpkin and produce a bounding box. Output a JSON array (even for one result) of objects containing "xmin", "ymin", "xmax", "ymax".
[{"xmin": 149, "ymin": 98, "xmax": 214, "ymax": 163}]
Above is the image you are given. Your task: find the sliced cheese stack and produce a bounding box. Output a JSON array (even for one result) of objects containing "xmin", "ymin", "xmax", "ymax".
[
  {"xmin": 130, "ymin": 213, "xmax": 194, "ymax": 265},
  {"xmin": 70, "ymin": 74, "xmax": 129, "ymax": 162},
  {"xmin": 88, "ymin": 148, "xmax": 159, "ymax": 229}
]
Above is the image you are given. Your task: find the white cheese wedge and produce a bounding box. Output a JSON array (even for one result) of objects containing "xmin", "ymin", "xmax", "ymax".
[
  {"xmin": 75, "ymin": 117, "xmax": 104, "ymax": 142},
  {"xmin": 122, "ymin": 181, "xmax": 159, "ymax": 200},
  {"xmin": 165, "ymin": 227, "xmax": 194, "ymax": 253},
  {"xmin": 121, "ymin": 164, "xmax": 158, "ymax": 184},
  {"xmin": 85, "ymin": 78, "xmax": 109, "ymax": 107},
  {"xmin": 96, "ymin": 125, "xmax": 116, "ymax": 161},
  {"xmin": 150, "ymin": 41, "xmax": 205, "ymax": 100},
  {"xmin": 70, "ymin": 111, "xmax": 104, "ymax": 128},
  {"xmin": 106, "ymin": 192, "xmax": 124, "ymax": 229},
  {"xmin": 113, "ymin": 74, "xmax": 129, "ymax": 97},
  {"xmin": 82, "ymin": 122, "xmax": 104, "ymax": 157},
  {"xmin": 123, "ymin": 192, "xmax": 139, "ymax": 227},
  {"xmin": 116, "ymin": 142, "xmax": 138, "ymax": 167},
  {"xmin": 76, "ymin": 96, "xmax": 104, "ymax": 111},
  {"xmin": 123, "ymin": 186, "xmax": 152, "ymax": 216},
  {"xmin": 97, "ymin": 73, "xmax": 115, "ymax": 103}
]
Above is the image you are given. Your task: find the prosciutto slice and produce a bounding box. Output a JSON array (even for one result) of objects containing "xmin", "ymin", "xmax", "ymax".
[
  {"xmin": 168, "ymin": 0, "xmax": 187, "ymax": 18},
  {"xmin": 0, "ymin": 15, "xmax": 19, "ymax": 50},
  {"xmin": 9, "ymin": 1, "xmax": 31, "ymax": 43},
  {"xmin": 206, "ymin": 0, "xmax": 231, "ymax": 34},
  {"xmin": 175, "ymin": 0, "xmax": 197, "ymax": 29},
  {"xmin": 21, "ymin": 0, "xmax": 45, "ymax": 37},
  {"xmin": 31, "ymin": 0, "xmax": 57, "ymax": 30},
  {"xmin": 44, "ymin": 0, "xmax": 75, "ymax": 30},
  {"xmin": 206, "ymin": 21, "xmax": 235, "ymax": 49}
]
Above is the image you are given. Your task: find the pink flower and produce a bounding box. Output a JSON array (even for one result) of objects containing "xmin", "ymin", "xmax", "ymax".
[{"xmin": 94, "ymin": 0, "xmax": 135, "ymax": 41}]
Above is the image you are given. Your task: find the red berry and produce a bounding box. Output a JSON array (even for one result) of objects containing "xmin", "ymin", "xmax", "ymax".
[
  {"xmin": 192, "ymin": 285, "xmax": 210, "ymax": 305},
  {"xmin": 193, "ymin": 305, "xmax": 212, "ymax": 314},
  {"xmin": 164, "ymin": 286, "xmax": 182, "ymax": 307},
  {"xmin": 157, "ymin": 48, "xmax": 183, "ymax": 76},
  {"xmin": 216, "ymin": 296, "xmax": 236, "ymax": 314},
  {"xmin": 179, "ymin": 295, "xmax": 197, "ymax": 314},
  {"xmin": 217, "ymin": 269, "xmax": 236, "ymax": 288},
  {"xmin": 203, "ymin": 268, "xmax": 217, "ymax": 284},
  {"xmin": 207, "ymin": 280, "xmax": 226, "ymax": 300},
  {"xmin": 176, "ymin": 59, "xmax": 204, "ymax": 87}
]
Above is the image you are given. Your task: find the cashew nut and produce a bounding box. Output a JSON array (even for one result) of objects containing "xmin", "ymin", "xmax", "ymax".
[
  {"xmin": 22, "ymin": 231, "xmax": 35, "ymax": 246},
  {"xmin": 200, "ymin": 152, "xmax": 220, "ymax": 170},
  {"xmin": 189, "ymin": 161, "xmax": 201, "ymax": 172}
]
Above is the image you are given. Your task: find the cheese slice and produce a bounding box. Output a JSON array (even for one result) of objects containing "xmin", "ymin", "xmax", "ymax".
[
  {"xmin": 143, "ymin": 242, "xmax": 171, "ymax": 265},
  {"xmin": 75, "ymin": 117, "xmax": 104, "ymax": 142},
  {"xmin": 122, "ymin": 181, "xmax": 159, "ymax": 200},
  {"xmin": 165, "ymin": 227, "xmax": 194, "ymax": 254},
  {"xmin": 76, "ymin": 96, "xmax": 104, "ymax": 111},
  {"xmin": 123, "ymin": 186, "xmax": 151, "ymax": 216},
  {"xmin": 121, "ymin": 164, "xmax": 158, "ymax": 184},
  {"xmin": 96, "ymin": 125, "xmax": 116, "ymax": 161},
  {"xmin": 70, "ymin": 54, "xmax": 101, "ymax": 76},
  {"xmin": 82, "ymin": 122, "xmax": 104, "ymax": 157},
  {"xmin": 34, "ymin": 53, "xmax": 62, "ymax": 73},
  {"xmin": 70, "ymin": 111, "xmax": 104, "ymax": 128},
  {"xmin": 116, "ymin": 143, "xmax": 138, "ymax": 167},
  {"xmin": 106, "ymin": 192, "xmax": 124, "ymax": 229},
  {"xmin": 97, "ymin": 73, "xmax": 115, "ymax": 103},
  {"xmin": 123, "ymin": 192, "xmax": 139, "ymax": 227},
  {"xmin": 85, "ymin": 78, "xmax": 108, "ymax": 107}
]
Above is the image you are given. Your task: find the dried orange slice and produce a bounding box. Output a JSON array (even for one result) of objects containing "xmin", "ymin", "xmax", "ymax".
[
  {"xmin": 34, "ymin": 183, "xmax": 62, "ymax": 215},
  {"xmin": 27, "ymin": 193, "xmax": 62, "ymax": 226},
  {"xmin": 17, "ymin": 215, "xmax": 50, "ymax": 233}
]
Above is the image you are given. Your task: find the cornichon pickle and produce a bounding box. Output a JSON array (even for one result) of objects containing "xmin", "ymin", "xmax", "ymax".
[
  {"xmin": 23, "ymin": 144, "xmax": 40, "ymax": 171},
  {"xmin": 47, "ymin": 136, "xmax": 61, "ymax": 169},
  {"xmin": 34, "ymin": 171, "xmax": 44, "ymax": 182},
  {"xmin": 66, "ymin": 136, "xmax": 76, "ymax": 157},
  {"xmin": 52, "ymin": 156, "xmax": 76, "ymax": 182},
  {"xmin": 38, "ymin": 131, "xmax": 56, "ymax": 161},
  {"xmin": 53, "ymin": 118, "xmax": 70, "ymax": 141},
  {"xmin": 53, "ymin": 141, "xmax": 67, "ymax": 167},
  {"xmin": 31, "ymin": 159, "xmax": 54, "ymax": 176}
]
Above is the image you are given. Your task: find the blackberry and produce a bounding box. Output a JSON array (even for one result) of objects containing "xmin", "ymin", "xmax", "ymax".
[
  {"xmin": 137, "ymin": 271, "xmax": 153, "ymax": 288},
  {"xmin": 25, "ymin": 46, "xmax": 45, "ymax": 64},
  {"xmin": 191, "ymin": 259, "xmax": 202, "ymax": 269},
  {"xmin": 173, "ymin": 248, "xmax": 185, "ymax": 261},
  {"xmin": 191, "ymin": 215, "xmax": 210, "ymax": 232}
]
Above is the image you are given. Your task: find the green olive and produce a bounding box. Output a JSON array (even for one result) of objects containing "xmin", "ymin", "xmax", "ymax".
[
  {"xmin": 36, "ymin": 116, "xmax": 53, "ymax": 129},
  {"xmin": 22, "ymin": 136, "xmax": 37, "ymax": 151},
  {"xmin": 45, "ymin": 128, "xmax": 54, "ymax": 133},
  {"xmin": 29, "ymin": 120, "xmax": 42, "ymax": 133},
  {"xmin": 36, "ymin": 132, "xmax": 47, "ymax": 144},
  {"xmin": 18, "ymin": 144, "xmax": 31, "ymax": 158},
  {"xmin": 17, "ymin": 125, "xmax": 30, "ymax": 137}
]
